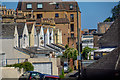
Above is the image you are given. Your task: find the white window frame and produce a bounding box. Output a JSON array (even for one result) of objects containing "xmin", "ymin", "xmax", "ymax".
[
  {"xmin": 37, "ymin": 3, "xmax": 43, "ymax": 9},
  {"xmin": 27, "ymin": 3, "xmax": 32, "ymax": 9}
]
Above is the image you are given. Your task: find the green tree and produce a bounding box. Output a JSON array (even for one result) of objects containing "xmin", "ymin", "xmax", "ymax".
[
  {"xmin": 6, "ymin": 62, "xmax": 34, "ymax": 72},
  {"xmin": 82, "ymin": 46, "xmax": 95, "ymax": 60},
  {"xmin": 65, "ymin": 44, "xmax": 69, "ymax": 49},
  {"xmin": 104, "ymin": 17, "xmax": 113, "ymax": 22},
  {"xmin": 112, "ymin": 2, "xmax": 120, "ymax": 20},
  {"xmin": 104, "ymin": 2, "xmax": 120, "ymax": 22},
  {"xmin": 63, "ymin": 48, "xmax": 78, "ymax": 60}
]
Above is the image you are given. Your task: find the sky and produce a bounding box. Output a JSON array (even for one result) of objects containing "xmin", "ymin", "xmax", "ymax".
[{"xmin": 2, "ymin": 2, "xmax": 119, "ymax": 30}]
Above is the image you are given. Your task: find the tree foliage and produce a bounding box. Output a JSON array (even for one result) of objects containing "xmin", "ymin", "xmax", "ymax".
[
  {"xmin": 82, "ymin": 46, "xmax": 95, "ymax": 60},
  {"xmin": 104, "ymin": 2, "xmax": 120, "ymax": 22},
  {"xmin": 6, "ymin": 62, "xmax": 34, "ymax": 71},
  {"xmin": 104, "ymin": 17, "xmax": 113, "ymax": 22},
  {"xmin": 112, "ymin": 2, "xmax": 120, "ymax": 20},
  {"xmin": 63, "ymin": 48, "xmax": 78, "ymax": 60}
]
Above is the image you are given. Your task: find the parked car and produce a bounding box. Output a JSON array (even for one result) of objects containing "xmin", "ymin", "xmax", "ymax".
[
  {"xmin": 64, "ymin": 62, "xmax": 68, "ymax": 73},
  {"xmin": 19, "ymin": 71, "xmax": 44, "ymax": 80},
  {"xmin": 43, "ymin": 75, "xmax": 60, "ymax": 80},
  {"xmin": 19, "ymin": 71, "xmax": 60, "ymax": 80}
]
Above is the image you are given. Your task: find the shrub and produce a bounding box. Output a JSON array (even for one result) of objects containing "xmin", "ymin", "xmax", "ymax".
[
  {"xmin": 59, "ymin": 68, "xmax": 64, "ymax": 78},
  {"xmin": 6, "ymin": 62, "xmax": 34, "ymax": 72},
  {"xmin": 68, "ymin": 67, "xmax": 73, "ymax": 72}
]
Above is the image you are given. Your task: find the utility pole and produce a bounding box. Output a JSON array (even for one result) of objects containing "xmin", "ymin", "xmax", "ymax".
[{"xmin": 76, "ymin": 5, "xmax": 82, "ymax": 79}]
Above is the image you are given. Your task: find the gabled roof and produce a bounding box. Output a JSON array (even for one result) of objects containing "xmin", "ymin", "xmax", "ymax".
[
  {"xmin": 35, "ymin": 26, "xmax": 41, "ymax": 34},
  {"xmin": 0, "ymin": 23, "xmax": 25, "ymax": 39},
  {"xmin": 87, "ymin": 47, "xmax": 120, "ymax": 70},
  {"xmin": 1, "ymin": 23, "xmax": 15, "ymax": 39},
  {"xmin": 17, "ymin": 23, "xmax": 25, "ymax": 37},
  {"xmin": 98, "ymin": 16, "xmax": 120, "ymax": 48},
  {"xmin": 44, "ymin": 28, "xmax": 48, "ymax": 34},
  {"xmin": 17, "ymin": 2, "xmax": 80, "ymax": 12},
  {"xmin": 27, "ymin": 23, "xmax": 33, "ymax": 33}
]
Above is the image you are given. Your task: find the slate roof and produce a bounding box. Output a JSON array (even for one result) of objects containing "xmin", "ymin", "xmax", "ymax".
[
  {"xmin": 0, "ymin": 23, "xmax": 25, "ymax": 39},
  {"xmin": 87, "ymin": 47, "xmax": 120, "ymax": 70},
  {"xmin": 98, "ymin": 16, "xmax": 120, "ymax": 48},
  {"xmin": 54, "ymin": 18, "xmax": 69, "ymax": 24},
  {"xmin": 17, "ymin": 23, "xmax": 25, "ymax": 37},
  {"xmin": 27, "ymin": 23, "xmax": 33, "ymax": 33},
  {"xmin": 17, "ymin": 2, "xmax": 80, "ymax": 12},
  {"xmin": 1, "ymin": 23, "xmax": 15, "ymax": 39}
]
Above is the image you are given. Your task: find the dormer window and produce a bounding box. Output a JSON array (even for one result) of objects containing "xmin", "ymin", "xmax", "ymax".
[
  {"xmin": 37, "ymin": 3, "xmax": 43, "ymax": 9},
  {"xmin": 27, "ymin": 3, "xmax": 32, "ymax": 9},
  {"xmin": 55, "ymin": 4, "xmax": 59, "ymax": 9},
  {"xmin": 69, "ymin": 4, "xmax": 73, "ymax": 10}
]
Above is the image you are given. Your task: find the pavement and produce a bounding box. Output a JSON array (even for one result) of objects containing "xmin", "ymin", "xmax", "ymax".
[
  {"xmin": 64, "ymin": 70, "xmax": 78, "ymax": 77},
  {"xmin": 64, "ymin": 69, "xmax": 120, "ymax": 80}
]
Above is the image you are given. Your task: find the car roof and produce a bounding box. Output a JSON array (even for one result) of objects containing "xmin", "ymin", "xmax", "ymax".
[
  {"xmin": 45, "ymin": 75, "xmax": 59, "ymax": 78},
  {"xmin": 27, "ymin": 71, "xmax": 41, "ymax": 73}
]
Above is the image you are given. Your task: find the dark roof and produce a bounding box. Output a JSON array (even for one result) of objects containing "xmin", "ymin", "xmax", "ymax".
[
  {"xmin": 17, "ymin": 23, "xmax": 25, "ymax": 36},
  {"xmin": 54, "ymin": 18, "xmax": 69, "ymax": 24},
  {"xmin": 87, "ymin": 47, "xmax": 120, "ymax": 70},
  {"xmin": 27, "ymin": 23, "xmax": 33, "ymax": 33},
  {"xmin": 51, "ymin": 43, "xmax": 65, "ymax": 50},
  {"xmin": 17, "ymin": 2, "xmax": 80, "ymax": 12},
  {"xmin": 0, "ymin": 23, "xmax": 25, "ymax": 39},
  {"xmin": 98, "ymin": 16, "xmax": 120, "ymax": 48},
  {"xmin": 93, "ymin": 33, "xmax": 104, "ymax": 36},
  {"xmin": 1, "ymin": 23, "xmax": 15, "ymax": 39}
]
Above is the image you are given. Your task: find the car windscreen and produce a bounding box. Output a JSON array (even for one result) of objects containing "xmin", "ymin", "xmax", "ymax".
[
  {"xmin": 31, "ymin": 72, "xmax": 40, "ymax": 78},
  {"xmin": 64, "ymin": 63, "xmax": 68, "ymax": 66}
]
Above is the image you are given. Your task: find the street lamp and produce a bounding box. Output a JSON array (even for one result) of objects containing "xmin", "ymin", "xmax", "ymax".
[{"xmin": 76, "ymin": 5, "xmax": 82, "ymax": 79}]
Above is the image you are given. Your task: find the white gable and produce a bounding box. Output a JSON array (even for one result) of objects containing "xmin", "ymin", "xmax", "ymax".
[
  {"xmin": 33, "ymin": 24, "xmax": 37, "ymax": 47},
  {"xmin": 50, "ymin": 28, "xmax": 54, "ymax": 44},
  {"xmin": 45, "ymin": 28, "xmax": 50, "ymax": 45},
  {"xmin": 39, "ymin": 26, "xmax": 44, "ymax": 46},
  {"xmin": 22, "ymin": 23, "xmax": 29, "ymax": 48},
  {"xmin": 14, "ymin": 26, "xmax": 18, "ymax": 47}
]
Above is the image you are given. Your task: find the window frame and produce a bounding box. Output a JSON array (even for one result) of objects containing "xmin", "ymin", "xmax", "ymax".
[
  {"xmin": 55, "ymin": 13, "xmax": 59, "ymax": 18},
  {"xmin": 71, "ymin": 33, "xmax": 74, "ymax": 38},
  {"xmin": 26, "ymin": 3, "xmax": 32, "ymax": 9},
  {"xmin": 69, "ymin": 4, "xmax": 73, "ymax": 10},
  {"xmin": 70, "ymin": 24, "xmax": 74, "ymax": 32},
  {"xmin": 70, "ymin": 14, "xmax": 74, "ymax": 22},
  {"xmin": 37, "ymin": 3, "xmax": 43, "ymax": 9},
  {"xmin": 55, "ymin": 3, "xmax": 59, "ymax": 9},
  {"xmin": 37, "ymin": 14, "xmax": 43, "ymax": 19}
]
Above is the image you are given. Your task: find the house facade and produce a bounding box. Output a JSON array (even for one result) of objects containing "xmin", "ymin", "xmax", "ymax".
[
  {"xmin": 17, "ymin": 1, "xmax": 81, "ymax": 48},
  {"xmin": 93, "ymin": 16, "xmax": 120, "ymax": 60},
  {"xmin": 97, "ymin": 22, "xmax": 113, "ymax": 34}
]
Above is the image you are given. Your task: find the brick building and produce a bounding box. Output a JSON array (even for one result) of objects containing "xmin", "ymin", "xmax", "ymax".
[
  {"xmin": 93, "ymin": 22, "xmax": 113, "ymax": 48},
  {"xmin": 97, "ymin": 22, "xmax": 113, "ymax": 34},
  {"xmin": 93, "ymin": 16, "xmax": 120, "ymax": 60},
  {"xmin": 16, "ymin": 1, "xmax": 81, "ymax": 48}
]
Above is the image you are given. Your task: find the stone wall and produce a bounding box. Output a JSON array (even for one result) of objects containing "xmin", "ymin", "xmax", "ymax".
[{"xmin": 1, "ymin": 67, "xmax": 24, "ymax": 79}]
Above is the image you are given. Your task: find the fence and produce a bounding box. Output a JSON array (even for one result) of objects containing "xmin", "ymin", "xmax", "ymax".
[
  {"xmin": 6, "ymin": 58, "xmax": 27, "ymax": 65},
  {"xmin": 0, "ymin": 53, "xmax": 6, "ymax": 67}
]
